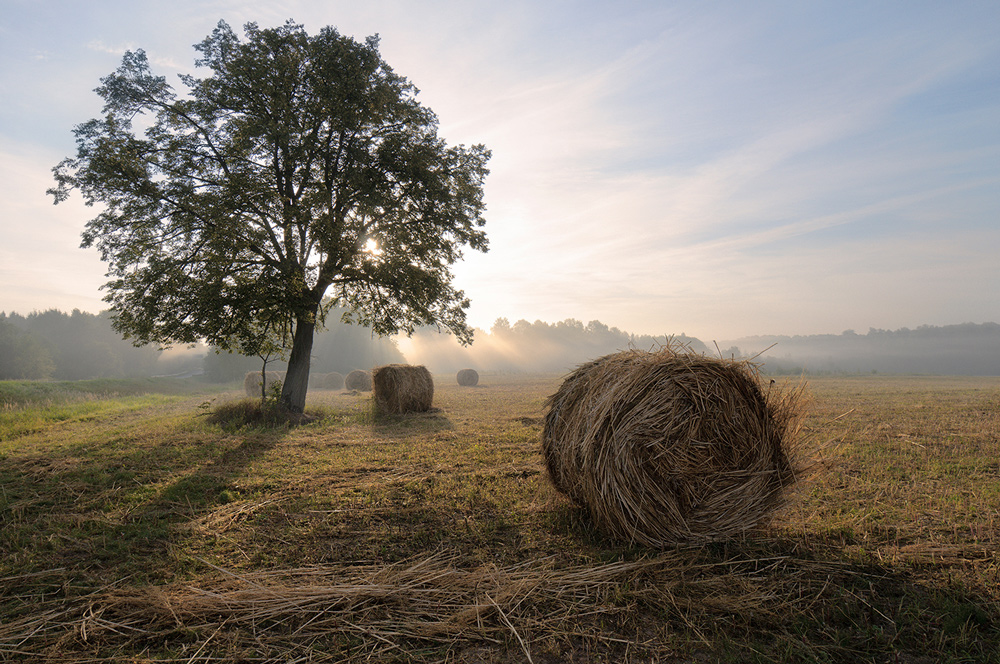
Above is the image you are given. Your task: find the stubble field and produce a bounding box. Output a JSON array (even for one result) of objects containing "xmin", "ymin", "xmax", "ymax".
[{"xmin": 1, "ymin": 373, "xmax": 998, "ymax": 662}]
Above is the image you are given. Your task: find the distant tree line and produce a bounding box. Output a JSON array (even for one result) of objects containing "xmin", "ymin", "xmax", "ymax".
[
  {"xmin": 0, "ymin": 310, "xmax": 159, "ymax": 380},
  {"xmin": 403, "ymin": 318, "xmax": 709, "ymax": 374},
  {"xmin": 6, "ymin": 309, "xmax": 996, "ymax": 381},
  {"xmin": 726, "ymin": 323, "xmax": 1000, "ymax": 376},
  {"xmin": 0, "ymin": 307, "xmax": 406, "ymax": 383},
  {"xmin": 401, "ymin": 319, "xmax": 1000, "ymax": 377}
]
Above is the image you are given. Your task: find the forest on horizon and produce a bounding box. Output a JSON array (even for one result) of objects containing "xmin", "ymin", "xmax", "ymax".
[{"xmin": 2, "ymin": 308, "xmax": 998, "ymax": 381}]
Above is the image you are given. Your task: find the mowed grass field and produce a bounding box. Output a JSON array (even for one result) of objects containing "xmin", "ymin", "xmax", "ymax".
[{"xmin": 1, "ymin": 373, "xmax": 998, "ymax": 662}]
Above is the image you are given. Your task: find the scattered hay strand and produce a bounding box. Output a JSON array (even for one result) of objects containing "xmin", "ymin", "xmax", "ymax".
[
  {"xmin": 10, "ymin": 550, "xmax": 854, "ymax": 661},
  {"xmin": 243, "ymin": 370, "xmax": 284, "ymax": 398},
  {"xmin": 372, "ymin": 364, "xmax": 434, "ymax": 414},
  {"xmin": 542, "ymin": 347, "xmax": 805, "ymax": 546},
  {"xmin": 345, "ymin": 369, "xmax": 373, "ymax": 392},
  {"xmin": 183, "ymin": 496, "xmax": 289, "ymax": 534},
  {"xmin": 456, "ymin": 368, "xmax": 480, "ymax": 387}
]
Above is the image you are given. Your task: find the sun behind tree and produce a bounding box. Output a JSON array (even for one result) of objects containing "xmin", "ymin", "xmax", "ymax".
[{"xmin": 50, "ymin": 19, "xmax": 490, "ymax": 413}]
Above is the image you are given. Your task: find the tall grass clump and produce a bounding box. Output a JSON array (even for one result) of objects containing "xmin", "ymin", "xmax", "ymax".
[{"xmin": 210, "ymin": 378, "xmax": 316, "ymax": 428}]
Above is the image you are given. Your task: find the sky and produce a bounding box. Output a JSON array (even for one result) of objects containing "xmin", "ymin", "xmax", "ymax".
[{"xmin": 1, "ymin": 0, "xmax": 998, "ymax": 343}]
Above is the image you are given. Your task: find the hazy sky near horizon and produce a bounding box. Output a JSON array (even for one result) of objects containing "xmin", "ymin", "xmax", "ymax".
[{"xmin": 1, "ymin": 0, "xmax": 998, "ymax": 342}]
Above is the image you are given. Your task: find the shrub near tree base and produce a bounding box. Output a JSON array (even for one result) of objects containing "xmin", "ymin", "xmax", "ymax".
[{"xmin": 207, "ymin": 398, "xmax": 318, "ymax": 429}]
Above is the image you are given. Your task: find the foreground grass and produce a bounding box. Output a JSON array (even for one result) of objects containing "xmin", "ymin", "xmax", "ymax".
[{"xmin": 0, "ymin": 373, "xmax": 997, "ymax": 662}]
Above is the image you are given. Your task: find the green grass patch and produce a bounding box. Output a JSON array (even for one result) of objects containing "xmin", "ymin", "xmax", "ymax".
[{"xmin": 0, "ymin": 376, "xmax": 199, "ymax": 408}]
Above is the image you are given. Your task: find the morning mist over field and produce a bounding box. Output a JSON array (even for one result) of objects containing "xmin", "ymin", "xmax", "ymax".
[
  {"xmin": 400, "ymin": 320, "xmax": 1000, "ymax": 376},
  {"xmin": 4, "ymin": 308, "xmax": 999, "ymax": 380}
]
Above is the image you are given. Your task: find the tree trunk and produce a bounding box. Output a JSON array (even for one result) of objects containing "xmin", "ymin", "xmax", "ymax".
[
  {"xmin": 280, "ymin": 316, "xmax": 316, "ymax": 413},
  {"xmin": 258, "ymin": 357, "xmax": 270, "ymax": 403}
]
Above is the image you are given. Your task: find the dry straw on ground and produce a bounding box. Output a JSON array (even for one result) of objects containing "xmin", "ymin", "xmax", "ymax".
[
  {"xmin": 243, "ymin": 370, "xmax": 284, "ymax": 398},
  {"xmin": 8, "ymin": 550, "xmax": 851, "ymax": 662},
  {"xmin": 457, "ymin": 368, "xmax": 480, "ymax": 386},
  {"xmin": 345, "ymin": 369, "xmax": 372, "ymax": 391},
  {"xmin": 542, "ymin": 347, "xmax": 805, "ymax": 546},
  {"xmin": 372, "ymin": 364, "xmax": 434, "ymax": 414}
]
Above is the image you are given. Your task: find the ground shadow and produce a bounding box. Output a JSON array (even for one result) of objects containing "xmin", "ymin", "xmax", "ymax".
[{"xmin": 0, "ymin": 408, "xmax": 296, "ymax": 589}]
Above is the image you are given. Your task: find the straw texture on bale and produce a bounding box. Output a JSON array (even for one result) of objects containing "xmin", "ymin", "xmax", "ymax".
[
  {"xmin": 542, "ymin": 348, "xmax": 802, "ymax": 546},
  {"xmin": 372, "ymin": 364, "xmax": 434, "ymax": 414},
  {"xmin": 344, "ymin": 369, "xmax": 372, "ymax": 391},
  {"xmin": 318, "ymin": 371, "xmax": 344, "ymax": 390},
  {"xmin": 243, "ymin": 371, "xmax": 284, "ymax": 398},
  {"xmin": 456, "ymin": 368, "xmax": 480, "ymax": 386}
]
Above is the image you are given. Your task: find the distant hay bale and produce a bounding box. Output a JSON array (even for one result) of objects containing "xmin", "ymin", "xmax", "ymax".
[
  {"xmin": 542, "ymin": 348, "xmax": 804, "ymax": 546},
  {"xmin": 344, "ymin": 369, "xmax": 372, "ymax": 391},
  {"xmin": 456, "ymin": 368, "xmax": 479, "ymax": 387},
  {"xmin": 243, "ymin": 371, "xmax": 284, "ymax": 398},
  {"xmin": 372, "ymin": 364, "xmax": 434, "ymax": 414},
  {"xmin": 319, "ymin": 371, "xmax": 344, "ymax": 390}
]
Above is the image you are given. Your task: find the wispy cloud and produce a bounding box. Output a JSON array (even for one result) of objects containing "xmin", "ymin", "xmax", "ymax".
[
  {"xmin": 1, "ymin": 1, "xmax": 998, "ymax": 339},
  {"xmin": 85, "ymin": 39, "xmax": 185, "ymax": 70},
  {"xmin": 85, "ymin": 39, "xmax": 136, "ymax": 55}
]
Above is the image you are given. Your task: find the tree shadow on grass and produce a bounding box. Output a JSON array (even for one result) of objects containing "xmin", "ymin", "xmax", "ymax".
[
  {"xmin": 0, "ymin": 412, "xmax": 297, "ymax": 590},
  {"xmin": 154, "ymin": 431, "xmax": 286, "ymax": 509},
  {"xmin": 369, "ymin": 407, "xmax": 455, "ymax": 439},
  {"xmin": 127, "ymin": 430, "xmax": 293, "ymax": 580},
  {"xmin": 5, "ymin": 422, "xmax": 998, "ymax": 663}
]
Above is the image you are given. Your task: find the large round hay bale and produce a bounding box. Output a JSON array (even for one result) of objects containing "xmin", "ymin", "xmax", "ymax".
[
  {"xmin": 243, "ymin": 371, "xmax": 284, "ymax": 398},
  {"xmin": 456, "ymin": 368, "xmax": 479, "ymax": 386},
  {"xmin": 372, "ymin": 364, "xmax": 434, "ymax": 414},
  {"xmin": 319, "ymin": 371, "xmax": 344, "ymax": 390},
  {"xmin": 344, "ymin": 369, "xmax": 372, "ymax": 391},
  {"xmin": 542, "ymin": 348, "xmax": 802, "ymax": 546}
]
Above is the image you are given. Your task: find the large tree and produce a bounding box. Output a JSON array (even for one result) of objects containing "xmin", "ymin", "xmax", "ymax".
[{"xmin": 50, "ymin": 20, "xmax": 490, "ymax": 412}]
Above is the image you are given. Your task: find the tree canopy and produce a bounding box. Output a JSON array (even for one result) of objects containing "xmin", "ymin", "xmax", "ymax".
[{"xmin": 50, "ymin": 19, "xmax": 490, "ymax": 411}]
